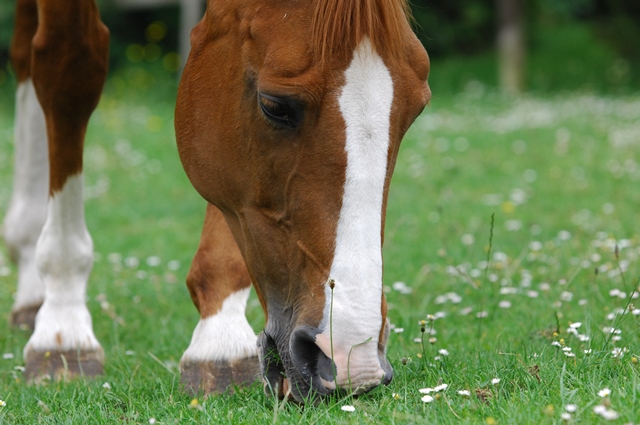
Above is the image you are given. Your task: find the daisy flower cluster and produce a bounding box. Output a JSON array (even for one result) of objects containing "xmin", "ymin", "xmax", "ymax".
[
  {"xmin": 592, "ymin": 388, "xmax": 620, "ymax": 421},
  {"xmin": 386, "ymin": 221, "xmax": 640, "ymax": 422},
  {"xmin": 416, "ymin": 378, "xmax": 501, "ymax": 404},
  {"xmin": 418, "ymin": 383, "xmax": 449, "ymax": 402}
]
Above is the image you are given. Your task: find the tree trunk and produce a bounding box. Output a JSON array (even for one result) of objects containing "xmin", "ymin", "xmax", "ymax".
[{"xmin": 497, "ymin": 0, "xmax": 525, "ymax": 94}]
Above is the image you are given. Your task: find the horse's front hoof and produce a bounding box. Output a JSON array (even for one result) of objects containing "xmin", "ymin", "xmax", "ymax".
[
  {"xmin": 180, "ymin": 356, "xmax": 261, "ymax": 396},
  {"xmin": 24, "ymin": 348, "xmax": 104, "ymax": 383},
  {"xmin": 10, "ymin": 303, "xmax": 42, "ymax": 331}
]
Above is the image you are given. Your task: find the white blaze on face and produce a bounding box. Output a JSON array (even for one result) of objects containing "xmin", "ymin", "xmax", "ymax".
[{"xmin": 315, "ymin": 38, "xmax": 394, "ymax": 389}]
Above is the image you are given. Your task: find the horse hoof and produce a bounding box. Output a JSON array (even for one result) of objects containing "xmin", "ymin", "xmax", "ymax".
[
  {"xmin": 180, "ymin": 356, "xmax": 261, "ymax": 396},
  {"xmin": 24, "ymin": 348, "xmax": 104, "ymax": 383},
  {"xmin": 10, "ymin": 303, "xmax": 42, "ymax": 331}
]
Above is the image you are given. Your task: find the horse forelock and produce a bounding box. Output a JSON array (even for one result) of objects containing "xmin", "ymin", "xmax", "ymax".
[{"xmin": 310, "ymin": 0, "xmax": 411, "ymax": 65}]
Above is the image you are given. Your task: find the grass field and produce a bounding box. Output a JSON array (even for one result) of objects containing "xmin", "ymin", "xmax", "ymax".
[{"xmin": 1, "ymin": 61, "xmax": 640, "ymax": 424}]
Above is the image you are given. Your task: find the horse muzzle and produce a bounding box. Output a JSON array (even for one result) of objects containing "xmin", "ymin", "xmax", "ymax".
[{"xmin": 258, "ymin": 323, "xmax": 393, "ymax": 402}]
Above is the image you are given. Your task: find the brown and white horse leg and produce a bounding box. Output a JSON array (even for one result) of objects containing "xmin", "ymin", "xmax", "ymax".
[
  {"xmin": 22, "ymin": 0, "xmax": 109, "ymax": 382},
  {"xmin": 4, "ymin": 0, "xmax": 47, "ymax": 330},
  {"xmin": 180, "ymin": 204, "xmax": 260, "ymax": 395}
]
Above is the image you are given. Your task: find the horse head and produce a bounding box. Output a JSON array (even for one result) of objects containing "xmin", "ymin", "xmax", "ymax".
[{"xmin": 175, "ymin": 0, "xmax": 430, "ymax": 402}]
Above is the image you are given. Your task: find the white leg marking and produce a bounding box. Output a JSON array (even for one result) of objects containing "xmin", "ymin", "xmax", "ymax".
[
  {"xmin": 25, "ymin": 174, "xmax": 101, "ymax": 353},
  {"xmin": 180, "ymin": 288, "xmax": 257, "ymax": 363},
  {"xmin": 315, "ymin": 38, "xmax": 394, "ymax": 390},
  {"xmin": 3, "ymin": 79, "xmax": 49, "ymax": 311}
]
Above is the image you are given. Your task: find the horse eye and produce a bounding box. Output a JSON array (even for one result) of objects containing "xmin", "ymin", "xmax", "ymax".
[{"xmin": 258, "ymin": 93, "xmax": 303, "ymax": 129}]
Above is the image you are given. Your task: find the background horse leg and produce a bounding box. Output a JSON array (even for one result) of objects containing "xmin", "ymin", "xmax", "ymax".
[
  {"xmin": 4, "ymin": 0, "xmax": 47, "ymax": 330},
  {"xmin": 180, "ymin": 203, "xmax": 260, "ymax": 395},
  {"xmin": 22, "ymin": 0, "xmax": 109, "ymax": 382}
]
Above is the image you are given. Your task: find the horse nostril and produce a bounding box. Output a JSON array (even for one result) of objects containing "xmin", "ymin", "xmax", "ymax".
[
  {"xmin": 289, "ymin": 325, "xmax": 336, "ymax": 391},
  {"xmin": 257, "ymin": 331, "xmax": 286, "ymax": 396}
]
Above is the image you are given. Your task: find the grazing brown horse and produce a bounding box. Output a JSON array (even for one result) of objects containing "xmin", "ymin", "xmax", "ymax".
[{"xmin": 5, "ymin": 0, "xmax": 430, "ymax": 402}]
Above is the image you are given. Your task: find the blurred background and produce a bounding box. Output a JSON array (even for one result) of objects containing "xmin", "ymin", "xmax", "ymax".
[{"xmin": 0, "ymin": 0, "xmax": 639, "ymax": 97}]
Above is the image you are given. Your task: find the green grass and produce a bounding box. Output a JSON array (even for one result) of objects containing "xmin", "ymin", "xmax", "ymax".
[{"xmin": 1, "ymin": 63, "xmax": 640, "ymax": 424}]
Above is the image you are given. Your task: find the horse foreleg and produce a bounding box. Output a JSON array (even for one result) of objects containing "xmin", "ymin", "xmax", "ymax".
[
  {"xmin": 180, "ymin": 203, "xmax": 260, "ymax": 395},
  {"xmin": 4, "ymin": 0, "xmax": 47, "ymax": 330},
  {"xmin": 22, "ymin": 0, "xmax": 109, "ymax": 382}
]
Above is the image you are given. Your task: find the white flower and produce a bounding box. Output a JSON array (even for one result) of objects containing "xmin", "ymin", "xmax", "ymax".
[
  {"xmin": 597, "ymin": 388, "xmax": 611, "ymax": 398},
  {"xmin": 393, "ymin": 328, "xmax": 404, "ymax": 333},
  {"xmin": 438, "ymin": 349, "xmax": 449, "ymax": 356},
  {"xmin": 124, "ymin": 256, "xmax": 140, "ymax": 268},
  {"xmin": 2, "ymin": 353, "xmax": 14, "ymax": 360},
  {"xmin": 0, "ymin": 400, "xmax": 5, "ymax": 407},
  {"xmin": 459, "ymin": 307, "xmax": 473, "ymax": 315},
  {"xmin": 421, "ymin": 395, "xmax": 434, "ymax": 403},
  {"xmin": 149, "ymin": 419, "xmax": 157, "ymax": 425},
  {"xmin": 392, "ymin": 281, "xmax": 412, "ymax": 294},
  {"xmin": 498, "ymin": 300, "xmax": 512, "ymax": 309},
  {"xmin": 461, "ymin": 234, "xmax": 475, "ymax": 245},
  {"xmin": 167, "ymin": 260, "xmax": 181, "ymax": 271},
  {"xmin": 560, "ymin": 291, "xmax": 573, "ymax": 301},
  {"xmin": 560, "ymin": 412, "xmax": 571, "ymax": 420},
  {"xmin": 102, "ymin": 382, "xmax": 112, "ymax": 390},
  {"xmin": 341, "ymin": 405, "xmax": 355, "ymax": 412},
  {"xmin": 612, "ymin": 347, "xmax": 628, "ymax": 358},
  {"xmin": 552, "ymin": 341, "xmax": 562, "ymax": 347},
  {"xmin": 601, "ymin": 409, "xmax": 619, "ymax": 420},
  {"xmin": 420, "ymin": 384, "xmax": 447, "ymax": 394},
  {"xmin": 565, "ymin": 404, "xmax": 577, "ymax": 413},
  {"xmin": 491, "ymin": 378, "xmax": 500, "ymax": 385},
  {"xmin": 593, "ymin": 405, "xmax": 607, "ymax": 415},
  {"xmin": 569, "ymin": 322, "xmax": 582, "ymax": 329},
  {"xmin": 558, "ymin": 230, "xmax": 571, "ymax": 240},
  {"xmin": 564, "ymin": 352, "xmax": 576, "ymax": 358},
  {"xmin": 457, "ymin": 390, "xmax": 471, "ymax": 396},
  {"xmin": 593, "ymin": 405, "xmax": 619, "ymax": 420},
  {"xmin": 529, "ymin": 241, "xmax": 543, "ymax": 251},
  {"xmin": 434, "ymin": 383, "xmax": 448, "ymax": 392}
]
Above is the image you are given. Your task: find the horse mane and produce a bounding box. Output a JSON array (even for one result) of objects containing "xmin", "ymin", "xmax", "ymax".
[{"xmin": 311, "ymin": 0, "xmax": 411, "ymax": 65}]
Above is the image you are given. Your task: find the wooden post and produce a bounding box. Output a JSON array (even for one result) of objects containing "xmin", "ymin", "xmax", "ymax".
[
  {"xmin": 179, "ymin": 0, "xmax": 204, "ymax": 70},
  {"xmin": 497, "ymin": 0, "xmax": 525, "ymax": 95}
]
